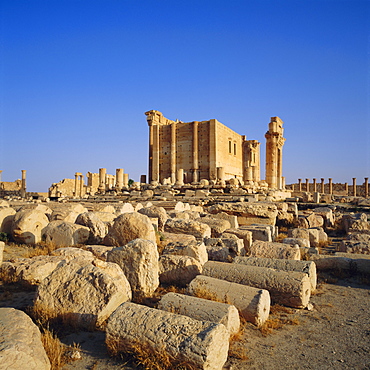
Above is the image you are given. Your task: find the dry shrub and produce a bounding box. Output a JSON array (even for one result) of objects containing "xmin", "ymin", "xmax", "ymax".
[
  {"xmin": 107, "ymin": 337, "xmax": 196, "ymax": 370},
  {"xmin": 0, "ymin": 266, "xmax": 18, "ymax": 284},
  {"xmin": 140, "ymin": 285, "xmax": 187, "ymax": 308},
  {"xmin": 26, "ymin": 241, "xmax": 58, "ymax": 258},
  {"xmin": 275, "ymin": 232, "xmax": 288, "ymax": 243}
]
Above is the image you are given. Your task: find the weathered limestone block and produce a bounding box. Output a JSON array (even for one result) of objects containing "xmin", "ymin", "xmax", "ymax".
[
  {"xmin": 283, "ymin": 237, "xmax": 310, "ymax": 258},
  {"xmin": 103, "ymin": 212, "xmax": 156, "ymax": 246},
  {"xmin": 288, "ymin": 228, "xmax": 309, "ymax": 241},
  {"xmin": 0, "ymin": 241, "xmax": 4, "ymax": 264},
  {"xmin": 208, "ymin": 202, "xmax": 278, "ymax": 226},
  {"xmin": 159, "ymin": 255, "xmax": 202, "ymax": 286},
  {"xmin": 0, "ymin": 200, "xmax": 10, "ymax": 207},
  {"xmin": 276, "ymin": 210, "xmax": 295, "ymax": 227},
  {"xmin": 94, "ymin": 211, "xmax": 117, "ymax": 224},
  {"xmin": 307, "ymin": 228, "xmax": 328, "ymax": 248},
  {"xmin": 105, "ymin": 302, "xmax": 229, "ymax": 370},
  {"xmin": 160, "ymin": 232, "xmax": 196, "ymax": 247},
  {"xmin": 75, "ymin": 212, "xmax": 108, "ymax": 244},
  {"xmin": 223, "ymin": 228, "xmax": 253, "ymax": 250},
  {"xmin": 339, "ymin": 240, "xmax": 370, "ymax": 254},
  {"xmin": 50, "ymin": 204, "xmax": 88, "ymax": 223},
  {"xmin": 188, "ymin": 275, "xmax": 270, "ymax": 326},
  {"xmin": 51, "ymin": 246, "xmax": 94, "ymax": 260},
  {"xmin": 162, "ymin": 240, "xmax": 208, "ymax": 265},
  {"xmin": 311, "ymin": 254, "xmax": 370, "ymax": 275},
  {"xmin": 212, "ymin": 212, "xmax": 239, "ymax": 228},
  {"xmin": 239, "ymin": 224, "xmax": 273, "ymax": 242},
  {"xmin": 0, "ymin": 207, "xmax": 16, "ymax": 234},
  {"xmin": 11, "ymin": 209, "xmax": 49, "ymax": 244},
  {"xmin": 202, "ymin": 261, "xmax": 311, "ymax": 308},
  {"xmin": 234, "ymin": 256, "xmax": 317, "ymax": 291},
  {"xmin": 116, "ymin": 203, "xmax": 135, "ymax": 214},
  {"xmin": 0, "ymin": 308, "xmax": 51, "ymax": 370},
  {"xmin": 138, "ymin": 206, "xmax": 168, "ymax": 231},
  {"xmin": 0, "ymin": 255, "xmax": 66, "ymax": 286},
  {"xmin": 196, "ymin": 216, "xmax": 231, "ymax": 238},
  {"xmin": 250, "ymin": 240, "xmax": 301, "ymax": 260},
  {"xmin": 158, "ymin": 292, "xmax": 240, "ymax": 335},
  {"xmin": 304, "ymin": 213, "xmax": 324, "ymax": 228},
  {"xmin": 107, "ymin": 239, "xmax": 159, "ymax": 299},
  {"xmin": 168, "ymin": 210, "xmax": 190, "ymax": 220},
  {"xmin": 313, "ymin": 207, "xmax": 335, "ymax": 228},
  {"xmin": 42, "ymin": 221, "xmax": 90, "ymax": 247},
  {"xmin": 164, "ymin": 218, "xmax": 211, "ymax": 239},
  {"xmin": 341, "ymin": 213, "xmax": 369, "ymax": 233},
  {"xmin": 34, "ymin": 257, "xmax": 132, "ymax": 329},
  {"xmin": 204, "ymin": 238, "xmax": 245, "ymax": 262},
  {"xmin": 94, "ymin": 204, "xmax": 116, "ymax": 213},
  {"xmin": 19, "ymin": 204, "xmax": 53, "ymax": 219},
  {"xmin": 85, "ymin": 245, "xmax": 114, "ymax": 260}
]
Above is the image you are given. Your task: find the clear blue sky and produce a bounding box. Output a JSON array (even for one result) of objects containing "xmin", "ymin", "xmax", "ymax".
[{"xmin": 1, "ymin": 0, "xmax": 369, "ymax": 192}]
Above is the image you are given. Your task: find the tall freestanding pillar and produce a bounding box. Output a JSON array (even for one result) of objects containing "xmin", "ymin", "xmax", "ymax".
[
  {"xmin": 21, "ymin": 170, "xmax": 26, "ymax": 198},
  {"xmin": 298, "ymin": 179, "xmax": 302, "ymax": 191},
  {"xmin": 352, "ymin": 178, "xmax": 357, "ymax": 197},
  {"xmin": 192, "ymin": 121, "xmax": 199, "ymax": 183},
  {"xmin": 265, "ymin": 117, "xmax": 285, "ymax": 189},
  {"xmin": 321, "ymin": 178, "xmax": 325, "ymax": 193},
  {"xmin": 99, "ymin": 168, "xmax": 106, "ymax": 192},
  {"xmin": 364, "ymin": 178, "xmax": 369, "ymax": 198},
  {"xmin": 79, "ymin": 174, "xmax": 84, "ymax": 198},
  {"xmin": 170, "ymin": 122, "xmax": 177, "ymax": 184},
  {"xmin": 328, "ymin": 178, "xmax": 333, "ymax": 195},
  {"xmin": 305, "ymin": 179, "xmax": 309, "ymax": 192},
  {"xmin": 74, "ymin": 173, "xmax": 79, "ymax": 197},
  {"xmin": 115, "ymin": 169, "xmax": 124, "ymax": 190},
  {"xmin": 313, "ymin": 178, "xmax": 317, "ymax": 192}
]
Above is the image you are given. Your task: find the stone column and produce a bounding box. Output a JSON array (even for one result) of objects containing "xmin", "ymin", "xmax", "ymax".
[
  {"xmin": 140, "ymin": 175, "xmax": 147, "ymax": 184},
  {"xmin": 99, "ymin": 168, "xmax": 106, "ymax": 192},
  {"xmin": 74, "ymin": 173, "xmax": 79, "ymax": 197},
  {"xmin": 282, "ymin": 176, "xmax": 286, "ymax": 189},
  {"xmin": 193, "ymin": 121, "xmax": 199, "ymax": 183},
  {"xmin": 313, "ymin": 178, "xmax": 317, "ymax": 192},
  {"xmin": 345, "ymin": 183, "xmax": 348, "ymax": 195},
  {"xmin": 171, "ymin": 122, "xmax": 177, "ymax": 184},
  {"xmin": 305, "ymin": 178, "xmax": 309, "ymax": 192},
  {"xmin": 328, "ymin": 178, "xmax": 333, "ymax": 195},
  {"xmin": 123, "ymin": 173, "xmax": 129, "ymax": 188},
  {"xmin": 265, "ymin": 117, "xmax": 285, "ymax": 189},
  {"xmin": 352, "ymin": 178, "xmax": 357, "ymax": 197},
  {"xmin": 176, "ymin": 169, "xmax": 184, "ymax": 186},
  {"xmin": 0, "ymin": 170, "xmax": 2, "ymax": 182},
  {"xmin": 152, "ymin": 125, "xmax": 160, "ymax": 182},
  {"xmin": 298, "ymin": 179, "xmax": 302, "ymax": 191},
  {"xmin": 115, "ymin": 169, "xmax": 124, "ymax": 190},
  {"xmin": 321, "ymin": 178, "xmax": 325, "ymax": 193},
  {"xmin": 364, "ymin": 178, "xmax": 369, "ymax": 198},
  {"xmin": 21, "ymin": 170, "xmax": 26, "ymax": 198},
  {"xmin": 209, "ymin": 119, "xmax": 217, "ymax": 181},
  {"xmin": 217, "ymin": 167, "xmax": 225, "ymax": 182},
  {"xmin": 79, "ymin": 174, "xmax": 84, "ymax": 198}
]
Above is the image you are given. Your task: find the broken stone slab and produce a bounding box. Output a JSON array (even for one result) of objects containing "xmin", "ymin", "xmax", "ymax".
[
  {"xmin": 107, "ymin": 238, "xmax": 159, "ymax": 300},
  {"xmin": 162, "ymin": 240, "xmax": 208, "ymax": 265},
  {"xmin": 202, "ymin": 261, "xmax": 311, "ymax": 308},
  {"xmin": 115, "ymin": 203, "xmax": 135, "ymax": 214},
  {"xmin": 160, "ymin": 232, "xmax": 197, "ymax": 247},
  {"xmin": 85, "ymin": 245, "xmax": 114, "ymax": 260},
  {"xmin": 42, "ymin": 221, "xmax": 90, "ymax": 247},
  {"xmin": 75, "ymin": 212, "xmax": 108, "ymax": 244},
  {"xmin": 105, "ymin": 302, "xmax": 229, "ymax": 370},
  {"xmin": 313, "ymin": 207, "xmax": 335, "ymax": 228},
  {"xmin": 204, "ymin": 237, "xmax": 245, "ymax": 262},
  {"xmin": 0, "ymin": 308, "xmax": 51, "ymax": 370},
  {"xmin": 138, "ymin": 206, "xmax": 168, "ymax": 231},
  {"xmin": 0, "ymin": 207, "xmax": 16, "ymax": 234},
  {"xmin": 11, "ymin": 209, "xmax": 49, "ymax": 244},
  {"xmin": 195, "ymin": 216, "xmax": 231, "ymax": 238},
  {"xmin": 103, "ymin": 212, "xmax": 156, "ymax": 246},
  {"xmin": 51, "ymin": 246, "xmax": 94, "ymax": 260},
  {"xmin": 0, "ymin": 255, "xmax": 67, "ymax": 286},
  {"xmin": 188, "ymin": 275, "xmax": 270, "ymax": 326},
  {"xmin": 238, "ymin": 224, "xmax": 273, "ymax": 242},
  {"xmin": 158, "ymin": 292, "xmax": 240, "ymax": 335},
  {"xmin": 34, "ymin": 257, "xmax": 132, "ymax": 329},
  {"xmin": 250, "ymin": 240, "xmax": 301, "ymax": 260},
  {"xmin": 208, "ymin": 201, "xmax": 278, "ymax": 226},
  {"xmin": 341, "ymin": 213, "xmax": 369, "ymax": 233},
  {"xmin": 164, "ymin": 218, "xmax": 211, "ymax": 239},
  {"xmin": 159, "ymin": 255, "xmax": 202, "ymax": 286},
  {"xmin": 283, "ymin": 237, "xmax": 310, "ymax": 258},
  {"xmin": 212, "ymin": 212, "xmax": 239, "ymax": 228},
  {"xmin": 223, "ymin": 228, "xmax": 253, "ymax": 250},
  {"xmin": 234, "ymin": 256, "xmax": 317, "ymax": 291},
  {"xmin": 339, "ymin": 240, "xmax": 370, "ymax": 254}
]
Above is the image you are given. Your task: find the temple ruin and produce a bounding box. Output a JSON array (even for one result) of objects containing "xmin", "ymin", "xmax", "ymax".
[{"xmin": 146, "ymin": 110, "xmax": 285, "ymax": 188}]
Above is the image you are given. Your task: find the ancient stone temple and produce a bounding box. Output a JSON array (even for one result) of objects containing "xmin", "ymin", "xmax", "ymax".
[{"xmin": 146, "ymin": 110, "xmax": 285, "ymax": 188}]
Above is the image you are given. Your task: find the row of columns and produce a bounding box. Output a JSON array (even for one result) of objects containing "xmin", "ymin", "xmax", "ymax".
[
  {"xmin": 98, "ymin": 168, "xmax": 129, "ymax": 193},
  {"xmin": 295, "ymin": 177, "xmax": 369, "ymax": 197}
]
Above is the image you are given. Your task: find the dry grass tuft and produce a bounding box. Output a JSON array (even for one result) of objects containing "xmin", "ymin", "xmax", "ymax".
[
  {"xmin": 275, "ymin": 232, "xmax": 288, "ymax": 243},
  {"xmin": 107, "ymin": 337, "xmax": 196, "ymax": 370},
  {"xmin": 192, "ymin": 287, "xmax": 231, "ymax": 304},
  {"xmin": 259, "ymin": 304, "xmax": 300, "ymax": 336},
  {"xmin": 40, "ymin": 326, "xmax": 67, "ymax": 370},
  {"xmin": 25, "ymin": 241, "xmax": 59, "ymax": 258}
]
